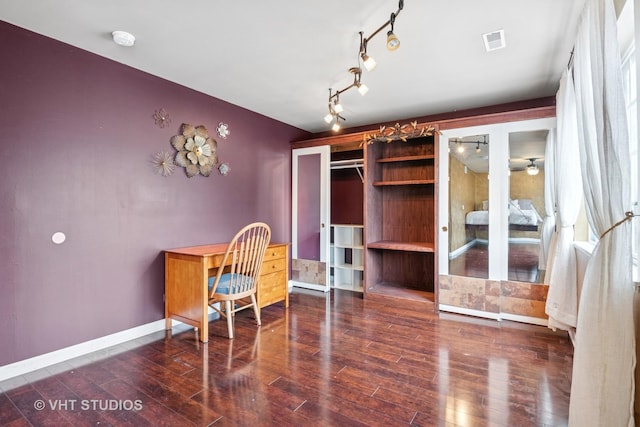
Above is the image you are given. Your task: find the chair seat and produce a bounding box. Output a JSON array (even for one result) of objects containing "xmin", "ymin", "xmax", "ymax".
[{"xmin": 208, "ymin": 273, "xmax": 254, "ymax": 295}]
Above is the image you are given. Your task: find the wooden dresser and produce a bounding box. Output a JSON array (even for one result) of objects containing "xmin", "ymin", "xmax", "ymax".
[
  {"xmin": 257, "ymin": 243, "xmax": 289, "ymax": 308},
  {"xmin": 164, "ymin": 241, "xmax": 289, "ymax": 343}
]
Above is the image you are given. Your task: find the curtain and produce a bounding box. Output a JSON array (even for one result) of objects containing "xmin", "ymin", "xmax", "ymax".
[
  {"xmin": 570, "ymin": 0, "xmax": 635, "ymax": 425},
  {"xmin": 545, "ymin": 70, "xmax": 583, "ymax": 333},
  {"xmin": 538, "ymin": 129, "xmax": 556, "ymax": 271}
]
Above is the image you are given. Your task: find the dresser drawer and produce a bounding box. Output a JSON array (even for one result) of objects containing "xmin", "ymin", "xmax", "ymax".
[
  {"xmin": 259, "ymin": 270, "xmax": 287, "ymax": 307},
  {"xmin": 263, "ymin": 245, "xmax": 287, "ymax": 262},
  {"xmin": 261, "ymin": 257, "xmax": 286, "ymax": 276}
]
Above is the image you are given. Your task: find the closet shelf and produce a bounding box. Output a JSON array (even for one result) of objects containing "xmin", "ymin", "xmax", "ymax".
[
  {"xmin": 376, "ymin": 154, "xmax": 435, "ymax": 163},
  {"xmin": 367, "ymin": 240, "xmax": 435, "ymax": 253},
  {"xmin": 373, "ymin": 179, "xmax": 435, "ymax": 186}
]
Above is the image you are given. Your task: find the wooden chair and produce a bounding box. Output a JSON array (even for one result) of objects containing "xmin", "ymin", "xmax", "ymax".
[{"xmin": 207, "ymin": 222, "xmax": 271, "ymax": 339}]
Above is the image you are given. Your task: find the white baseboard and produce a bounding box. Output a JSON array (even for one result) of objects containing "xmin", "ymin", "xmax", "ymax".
[
  {"xmin": 449, "ymin": 240, "xmax": 477, "ymax": 259},
  {"xmin": 290, "ymin": 280, "xmax": 329, "ymax": 292},
  {"xmin": 508, "ymin": 237, "xmax": 541, "ymax": 244},
  {"xmin": 0, "ymin": 311, "xmax": 218, "ymax": 383},
  {"xmin": 438, "ymin": 304, "xmax": 501, "ymax": 320},
  {"xmin": 439, "ymin": 304, "xmax": 549, "ymax": 327},
  {"xmin": 500, "ymin": 312, "xmax": 548, "ymax": 326}
]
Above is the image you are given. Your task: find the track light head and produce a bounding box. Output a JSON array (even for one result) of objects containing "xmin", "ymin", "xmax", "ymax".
[
  {"xmin": 386, "ymin": 12, "xmax": 400, "ymax": 50},
  {"xmin": 361, "ymin": 53, "xmax": 377, "ymax": 71},
  {"xmin": 386, "ymin": 30, "xmax": 400, "ymax": 50},
  {"xmin": 331, "ymin": 120, "xmax": 341, "ymax": 132},
  {"xmin": 357, "ymin": 82, "xmax": 369, "ymax": 96}
]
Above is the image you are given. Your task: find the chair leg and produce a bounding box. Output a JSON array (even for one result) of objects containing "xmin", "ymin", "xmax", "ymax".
[
  {"xmin": 225, "ymin": 300, "xmax": 234, "ymax": 339},
  {"xmin": 251, "ymin": 294, "xmax": 261, "ymax": 326}
]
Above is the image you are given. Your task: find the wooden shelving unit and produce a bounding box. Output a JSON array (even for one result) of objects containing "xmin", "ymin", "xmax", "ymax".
[
  {"xmin": 364, "ymin": 134, "xmax": 438, "ymax": 303},
  {"xmin": 330, "ymin": 224, "xmax": 364, "ymax": 292}
]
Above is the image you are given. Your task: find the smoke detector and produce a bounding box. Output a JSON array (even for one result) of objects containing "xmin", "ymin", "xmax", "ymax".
[{"xmin": 112, "ymin": 31, "xmax": 135, "ymax": 47}]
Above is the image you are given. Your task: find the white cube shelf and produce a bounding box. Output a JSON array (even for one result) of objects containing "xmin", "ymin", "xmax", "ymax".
[{"xmin": 330, "ymin": 224, "xmax": 364, "ymax": 293}]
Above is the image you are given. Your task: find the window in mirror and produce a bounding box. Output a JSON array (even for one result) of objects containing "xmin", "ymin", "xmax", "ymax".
[
  {"xmin": 507, "ymin": 130, "xmax": 547, "ymax": 283},
  {"xmin": 448, "ymin": 134, "xmax": 490, "ymax": 279}
]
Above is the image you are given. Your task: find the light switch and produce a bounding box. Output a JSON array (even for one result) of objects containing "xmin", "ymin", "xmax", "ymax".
[{"xmin": 52, "ymin": 232, "xmax": 66, "ymax": 244}]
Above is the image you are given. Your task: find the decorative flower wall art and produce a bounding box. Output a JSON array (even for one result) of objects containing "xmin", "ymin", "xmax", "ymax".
[
  {"xmin": 152, "ymin": 151, "xmax": 175, "ymax": 177},
  {"xmin": 171, "ymin": 123, "xmax": 218, "ymax": 177},
  {"xmin": 218, "ymin": 162, "xmax": 231, "ymax": 176},
  {"xmin": 216, "ymin": 122, "xmax": 230, "ymax": 139},
  {"xmin": 153, "ymin": 108, "xmax": 171, "ymax": 128}
]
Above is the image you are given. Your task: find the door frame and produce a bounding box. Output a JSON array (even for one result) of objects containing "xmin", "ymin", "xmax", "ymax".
[{"xmin": 291, "ymin": 145, "xmax": 331, "ymax": 292}]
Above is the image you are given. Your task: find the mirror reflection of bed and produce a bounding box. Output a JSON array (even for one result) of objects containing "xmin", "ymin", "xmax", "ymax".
[{"xmin": 448, "ymin": 131, "xmax": 547, "ymax": 283}]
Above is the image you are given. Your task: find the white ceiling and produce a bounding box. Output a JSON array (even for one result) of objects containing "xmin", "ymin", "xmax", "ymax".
[{"xmin": 0, "ymin": 0, "xmax": 585, "ymax": 134}]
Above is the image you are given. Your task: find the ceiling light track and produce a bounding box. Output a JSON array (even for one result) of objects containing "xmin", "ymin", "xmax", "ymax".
[
  {"xmin": 324, "ymin": 0, "xmax": 404, "ymax": 132},
  {"xmin": 451, "ymin": 136, "xmax": 488, "ymax": 153}
]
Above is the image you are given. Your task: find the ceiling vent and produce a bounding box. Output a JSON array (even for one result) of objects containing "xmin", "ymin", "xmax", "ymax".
[{"xmin": 483, "ymin": 29, "xmax": 506, "ymax": 52}]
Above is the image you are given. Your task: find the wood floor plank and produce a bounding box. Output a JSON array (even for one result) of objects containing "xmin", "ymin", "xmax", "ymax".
[{"xmin": 0, "ymin": 289, "xmax": 573, "ymax": 426}]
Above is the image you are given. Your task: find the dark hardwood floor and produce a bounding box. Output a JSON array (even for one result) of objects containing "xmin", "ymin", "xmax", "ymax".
[{"xmin": 0, "ymin": 289, "xmax": 573, "ymax": 426}]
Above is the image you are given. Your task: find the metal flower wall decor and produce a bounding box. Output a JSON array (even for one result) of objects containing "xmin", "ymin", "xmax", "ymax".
[
  {"xmin": 153, "ymin": 108, "xmax": 171, "ymax": 128},
  {"xmin": 216, "ymin": 122, "xmax": 230, "ymax": 139},
  {"xmin": 218, "ymin": 162, "xmax": 231, "ymax": 176},
  {"xmin": 171, "ymin": 123, "xmax": 218, "ymax": 177},
  {"xmin": 151, "ymin": 151, "xmax": 175, "ymax": 177},
  {"xmin": 362, "ymin": 121, "xmax": 439, "ymax": 145}
]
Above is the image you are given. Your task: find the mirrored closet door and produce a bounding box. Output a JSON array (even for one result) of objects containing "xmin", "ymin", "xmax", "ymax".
[
  {"xmin": 438, "ymin": 117, "xmax": 555, "ymax": 320},
  {"xmin": 507, "ymin": 130, "xmax": 548, "ymax": 284},
  {"xmin": 447, "ymin": 134, "xmax": 490, "ymax": 279}
]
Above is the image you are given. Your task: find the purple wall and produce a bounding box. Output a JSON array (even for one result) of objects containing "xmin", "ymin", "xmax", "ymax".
[{"xmin": 0, "ymin": 21, "xmax": 308, "ymax": 366}]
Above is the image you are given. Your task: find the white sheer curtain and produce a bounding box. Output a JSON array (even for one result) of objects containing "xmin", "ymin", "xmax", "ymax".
[
  {"xmin": 538, "ymin": 129, "xmax": 556, "ymax": 271},
  {"xmin": 570, "ymin": 0, "xmax": 635, "ymax": 424},
  {"xmin": 545, "ymin": 70, "xmax": 583, "ymax": 333}
]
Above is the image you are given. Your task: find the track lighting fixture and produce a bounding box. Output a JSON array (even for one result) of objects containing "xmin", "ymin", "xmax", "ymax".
[
  {"xmin": 451, "ymin": 135, "xmax": 488, "ymax": 154},
  {"xmin": 323, "ymin": 0, "xmax": 404, "ymax": 131}
]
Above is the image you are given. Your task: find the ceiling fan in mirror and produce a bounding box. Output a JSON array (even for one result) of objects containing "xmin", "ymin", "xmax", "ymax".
[{"xmin": 509, "ymin": 157, "xmax": 541, "ymax": 175}]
